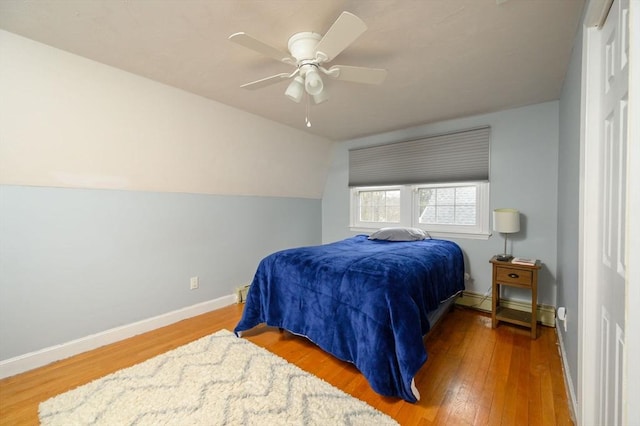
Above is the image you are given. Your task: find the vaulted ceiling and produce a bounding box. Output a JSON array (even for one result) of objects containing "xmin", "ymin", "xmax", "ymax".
[{"xmin": 0, "ymin": 0, "xmax": 584, "ymax": 141}]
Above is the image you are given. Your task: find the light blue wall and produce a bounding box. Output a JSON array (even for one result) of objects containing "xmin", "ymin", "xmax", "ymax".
[
  {"xmin": 322, "ymin": 101, "xmax": 560, "ymax": 306},
  {"xmin": 0, "ymin": 31, "xmax": 331, "ymax": 364},
  {"xmin": 557, "ymin": 14, "xmax": 584, "ymax": 402},
  {"xmin": 0, "ymin": 185, "xmax": 321, "ymax": 360}
]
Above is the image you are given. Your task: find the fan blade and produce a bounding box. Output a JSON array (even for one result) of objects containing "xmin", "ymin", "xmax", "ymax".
[
  {"xmin": 229, "ymin": 32, "xmax": 294, "ymax": 63},
  {"xmin": 328, "ymin": 65, "xmax": 387, "ymax": 85},
  {"xmin": 240, "ymin": 73, "xmax": 291, "ymax": 90},
  {"xmin": 314, "ymin": 12, "xmax": 367, "ymax": 62}
]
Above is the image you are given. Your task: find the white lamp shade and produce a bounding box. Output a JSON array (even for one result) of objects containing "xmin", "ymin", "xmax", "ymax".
[
  {"xmin": 304, "ymin": 68, "xmax": 324, "ymax": 95},
  {"xmin": 312, "ymin": 88, "xmax": 329, "ymax": 104},
  {"xmin": 284, "ymin": 76, "xmax": 304, "ymax": 103},
  {"xmin": 493, "ymin": 208, "xmax": 520, "ymax": 233}
]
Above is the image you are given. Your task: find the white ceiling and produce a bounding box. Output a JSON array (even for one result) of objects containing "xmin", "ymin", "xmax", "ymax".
[{"xmin": 0, "ymin": 0, "xmax": 584, "ymax": 141}]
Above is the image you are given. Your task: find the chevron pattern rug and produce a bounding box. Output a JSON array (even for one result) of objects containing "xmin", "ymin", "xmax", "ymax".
[{"xmin": 39, "ymin": 329, "xmax": 398, "ymax": 425}]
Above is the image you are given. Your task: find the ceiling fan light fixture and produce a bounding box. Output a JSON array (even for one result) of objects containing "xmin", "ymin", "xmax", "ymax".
[
  {"xmin": 312, "ymin": 89, "xmax": 329, "ymax": 104},
  {"xmin": 304, "ymin": 67, "xmax": 324, "ymax": 96},
  {"xmin": 230, "ymin": 12, "xmax": 387, "ymax": 125},
  {"xmin": 284, "ymin": 76, "xmax": 305, "ymax": 103}
]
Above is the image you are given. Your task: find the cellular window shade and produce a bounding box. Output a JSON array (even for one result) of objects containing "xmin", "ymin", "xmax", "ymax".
[{"xmin": 349, "ymin": 126, "xmax": 490, "ymax": 187}]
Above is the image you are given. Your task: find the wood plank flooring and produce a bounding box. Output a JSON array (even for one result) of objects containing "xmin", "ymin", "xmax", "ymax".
[{"xmin": 0, "ymin": 304, "xmax": 574, "ymax": 425}]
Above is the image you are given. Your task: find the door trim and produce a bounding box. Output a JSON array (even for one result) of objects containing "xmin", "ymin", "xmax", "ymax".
[{"xmin": 578, "ymin": 1, "xmax": 611, "ymax": 423}]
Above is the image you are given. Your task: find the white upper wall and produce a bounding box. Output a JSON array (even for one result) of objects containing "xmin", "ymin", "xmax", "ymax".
[{"xmin": 0, "ymin": 30, "xmax": 333, "ymax": 199}]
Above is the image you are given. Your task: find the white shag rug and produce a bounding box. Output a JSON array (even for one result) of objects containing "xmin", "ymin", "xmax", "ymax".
[{"xmin": 39, "ymin": 329, "xmax": 398, "ymax": 425}]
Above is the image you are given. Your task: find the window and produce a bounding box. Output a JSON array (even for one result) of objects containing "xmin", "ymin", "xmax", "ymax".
[
  {"xmin": 348, "ymin": 126, "xmax": 491, "ymax": 239},
  {"xmin": 358, "ymin": 189, "xmax": 401, "ymax": 224},
  {"xmin": 351, "ymin": 182, "xmax": 490, "ymax": 239},
  {"xmin": 352, "ymin": 187, "xmax": 402, "ymax": 228},
  {"xmin": 417, "ymin": 185, "xmax": 476, "ymax": 225}
]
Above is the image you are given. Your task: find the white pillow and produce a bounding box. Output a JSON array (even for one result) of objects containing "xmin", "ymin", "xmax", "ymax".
[{"xmin": 368, "ymin": 227, "xmax": 428, "ymax": 241}]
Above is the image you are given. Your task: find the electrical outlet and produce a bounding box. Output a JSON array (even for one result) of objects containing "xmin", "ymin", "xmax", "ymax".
[
  {"xmin": 190, "ymin": 276, "xmax": 199, "ymax": 290},
  {"xmin": 557, "ymin": 307, "xmax": 567, "ymax": 332}
]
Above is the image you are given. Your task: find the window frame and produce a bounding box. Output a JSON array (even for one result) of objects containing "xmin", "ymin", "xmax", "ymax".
[
  {"xmin": 350, "ymin": 185, "xmax": 405, "ymax": 229},
  {"xmin": 350, "ymin": 181, "xmax": 490, "ymax": 240}
]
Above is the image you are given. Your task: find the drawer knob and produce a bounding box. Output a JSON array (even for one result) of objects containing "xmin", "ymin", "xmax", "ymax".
[{"xmin": 508, "ymin": 273, "xmax": 519, "ymax": 278}]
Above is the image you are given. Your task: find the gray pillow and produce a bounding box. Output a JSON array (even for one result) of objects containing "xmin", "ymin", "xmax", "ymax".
[{"xmin": 368, "ymin": 227, "xmax": 428, "ymax": 241}]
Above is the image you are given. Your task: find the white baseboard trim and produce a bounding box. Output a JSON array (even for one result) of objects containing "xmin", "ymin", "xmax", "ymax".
[
  {"xmin": 0, "ymin": 294, "xmax": 236, "ymax": 379},
  {"xmin": 556, "ymin": 322, "xmax": 578, "ymax": 424},
  {"xmin": 455, "ymin": 290, "xmax": 556, "ymax": 327}
]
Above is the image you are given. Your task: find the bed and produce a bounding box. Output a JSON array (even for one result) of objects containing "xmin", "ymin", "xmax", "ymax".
[{"xmin": 234, "ymin": 232, "xmax": 465, "ymax": 402}]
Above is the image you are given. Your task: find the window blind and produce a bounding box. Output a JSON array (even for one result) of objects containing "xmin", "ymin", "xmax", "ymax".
[{"xmin": 348, "ymin": 126, "xmax": 490, "ymax": 187}]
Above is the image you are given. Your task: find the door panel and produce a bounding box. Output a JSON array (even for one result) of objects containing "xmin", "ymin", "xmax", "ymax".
[{"xmin": 595, "ymin": 0, "xmax": 629, "ymax": 424}]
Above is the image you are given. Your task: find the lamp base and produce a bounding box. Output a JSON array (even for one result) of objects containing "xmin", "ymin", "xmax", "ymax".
[{"xmin": 495, "ymin": 254, "xmax": 513, "ymax": 262}]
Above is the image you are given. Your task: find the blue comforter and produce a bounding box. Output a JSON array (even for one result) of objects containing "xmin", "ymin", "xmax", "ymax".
[{"xmin": 234, "ymin": 235, "xmax": 464, "ymax": 402}]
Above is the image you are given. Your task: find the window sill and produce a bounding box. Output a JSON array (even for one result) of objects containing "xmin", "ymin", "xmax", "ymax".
[{"xmin": 350, "ymin": 227, "xmax": 490, "ymax": 241}]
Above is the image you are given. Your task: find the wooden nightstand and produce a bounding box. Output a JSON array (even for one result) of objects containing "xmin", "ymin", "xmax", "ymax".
[{"xmin": 490, "ymin": 256, "xmax": 542, "ymax": 339}]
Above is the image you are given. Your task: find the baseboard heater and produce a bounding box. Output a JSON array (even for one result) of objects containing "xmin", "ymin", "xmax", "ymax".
[{"xmin": 236, "ymin": 284, "xmax": 251, "ymax": 303}]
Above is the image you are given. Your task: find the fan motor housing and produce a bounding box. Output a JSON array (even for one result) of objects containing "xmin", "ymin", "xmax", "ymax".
[{"xmin": 287, "ymin": 32, "xmax": 322, "ymax": 62}]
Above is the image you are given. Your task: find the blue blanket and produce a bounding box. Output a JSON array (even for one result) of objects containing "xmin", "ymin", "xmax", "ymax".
[{"xmin": 234, "ymin": 235, "xmax": 464, "ymax": 402}]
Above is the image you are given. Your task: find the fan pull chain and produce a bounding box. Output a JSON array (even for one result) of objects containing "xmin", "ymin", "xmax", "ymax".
[{"xmin": 305, "ymin": 94, "xmax": 311, "ymax": 127}]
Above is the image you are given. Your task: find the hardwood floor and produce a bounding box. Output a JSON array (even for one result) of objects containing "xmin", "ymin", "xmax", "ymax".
[{"xmin": 0, "ymin": 304, "xmax": 574, "ymax": 425}]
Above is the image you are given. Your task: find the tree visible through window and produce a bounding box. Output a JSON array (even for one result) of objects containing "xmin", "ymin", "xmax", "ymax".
[{"xmin": 358, "ymin": 190, "xmax": 400, "ymax": 223}]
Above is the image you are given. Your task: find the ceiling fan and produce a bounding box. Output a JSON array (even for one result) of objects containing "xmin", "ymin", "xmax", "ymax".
[{"xmin": 229, "ymin": 11, "xmax": 387, "ymax": 110}]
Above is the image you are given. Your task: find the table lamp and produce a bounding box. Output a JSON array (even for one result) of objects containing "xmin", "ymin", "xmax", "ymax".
[{"xmin": 493, "ymin": 208, "xmax": 520, "ymax": 261}]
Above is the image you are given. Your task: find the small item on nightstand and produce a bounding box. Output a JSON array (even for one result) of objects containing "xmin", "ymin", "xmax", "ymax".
[{"xmin": 511, "ymin": 257, "xmax": 537, "ymax": 266}]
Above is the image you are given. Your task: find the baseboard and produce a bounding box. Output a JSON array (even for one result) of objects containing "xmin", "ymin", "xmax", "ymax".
[
  {"xmin": 556, "ymin": 322, "xmax": 578, "ymax": 424},
  {"xmin": 455, "ymin": 290, "xmax": 556, "ymax": 327},
  {"xmin": 0, "ymin": 294, "xmax": 236, "ymax": 379}
]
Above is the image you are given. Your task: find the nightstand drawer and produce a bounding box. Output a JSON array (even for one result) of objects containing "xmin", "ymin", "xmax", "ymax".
[{"xmin": 495, "ymin": 267, "xmax": 532, "ymax": 286}]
